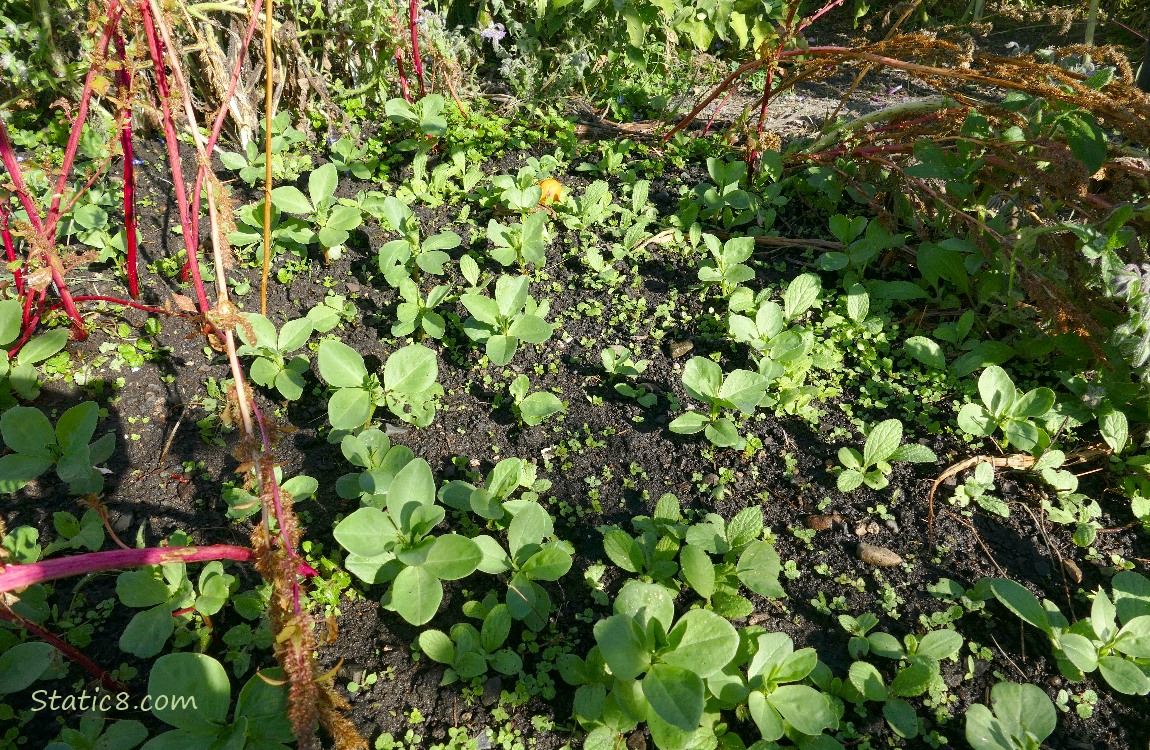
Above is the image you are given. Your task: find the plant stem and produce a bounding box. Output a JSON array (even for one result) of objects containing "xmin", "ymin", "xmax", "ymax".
[
  {"xmin": 0, "ymin": 545, "xmax": 256, "ymax": 593},
  {"xmin": 0, "ymin": 607, "xmax": 128, "ymax": 693},
  {"xmin": 409, "ymin": 0, "xmax": 426, "ymax": 98},
  {"xmin": 113, "ymin": 31, "xmax": 139, "ymax": 299},
  {"xmin": 138, "ymin": 0, "xmax": 212, "ymax": 316},
  {"xmin": 261, "ymin": 0, "xmax": 274, "ymax": 315}
]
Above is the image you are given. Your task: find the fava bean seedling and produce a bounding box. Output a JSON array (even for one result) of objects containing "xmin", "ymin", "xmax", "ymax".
[{"xmin": 3, "ymin": 0, "xmax": 1150, "ymax": 748}]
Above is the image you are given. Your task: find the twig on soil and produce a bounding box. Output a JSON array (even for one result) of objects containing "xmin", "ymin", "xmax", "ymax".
[
  {"xmin": 928, "ymin": 453, "xmax": 1036, "ymax": 546},
  {"xmin": 158, "ymin": 405, "xmax": 187, "ymax": 465}
]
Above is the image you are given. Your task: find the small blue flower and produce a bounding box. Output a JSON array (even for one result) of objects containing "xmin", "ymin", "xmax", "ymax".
[{"xmin": 479, "ymin": 22, "xmax": 506, "ymax": 45}]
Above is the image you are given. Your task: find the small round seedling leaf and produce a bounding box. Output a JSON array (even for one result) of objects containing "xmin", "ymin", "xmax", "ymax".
[
  {"xmin": 422, "ymin": 535, "xmax": 482, "ymax": 580},
  {"xmin": 679, "ymin": 544, "xmax": 715, "ymax": 600},
  {"xmin": 384, "ymin": 344, "xmax": 438, "ymax": 395},
  {"xmin": 681, "ymin": 357, "xmax": 722, "ymax": 402},
  {"xmin": 1098, "ymin": 655, "xmax": 1150, "ymax": 695},
  {"xmin": 520, "ymin": 546, "xmax": 573, "ymax": 581},
  {"xmin": 147, "ymin": 653, "xmax": 231, "ymax": 730},
  {"xmin": 390, "ymin": 565, "xmax": 443, "ymax": 626},
  {"xmin": 863, "ymin": 419, "xmax": 902, "ymax": 466},
  {"xmin": 317, "ymin": 339, "xmax": 368, "ymax": 387},
  {"xmin": 1, "ymin": 406, "xmax": 55, "ymax": 458},
  {"xmin": 333, "ymin": 507, "xmax": 394, "ymax": 558},
  {"xmin": 270, "ymin": 185, "xmax": 312, "ymax": 215},
  {"xmin": 418, "ymin": 630, "xmax": 456, "ymax": 664},
  {"xmin": 767, "ymin": 684, "xmax": 836, "ymax": 736},
  {"xmin": 904, "ymin": 336, "xmax": 945, "ymax": 370}
]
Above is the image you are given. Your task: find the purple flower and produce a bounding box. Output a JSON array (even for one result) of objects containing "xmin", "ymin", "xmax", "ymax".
[{"xmin": 479, "ymin": 22, "xmax": 506, "ymax": 45}]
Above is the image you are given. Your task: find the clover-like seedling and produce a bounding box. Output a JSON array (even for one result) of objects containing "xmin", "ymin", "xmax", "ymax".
[
  {"xmin": 392, "ymin": 279, "xmax": 450, "ymax": 340},
  {"xmin": 218, "ymin": 111, "xmax": 310, "ymax": 186},
  {"xmin": 461, "ymin": 275, "xmax": 555, "ymax": 367},
  {"xmin": 965, "ymin": 681, "xmax": 1056, "ymax": 750},
  {"xmin": 601, "ymin": 345, "xmax": 649, "ymax": 380},
  {"xmin": 0, "ymin": 298, "xmax": 69, "ymax": 406},
  {"xmin": 957, "ymin": 365, "xmax": 1054, "ymax": 452},
  {"xmin": 419, "ymin": 600, "xmax": 522, "ymax": 686},
  {"xmin": 333, "ymin": 459, "xmax": 483, "ymax": 625},
  {"xmin": 508, "ymin": 374, "xmax": 564, "ymax": 426},
  {"xmin": 0, "ymin": 402, "xmax": 115, "ymax": 495},
  {"xmin": 235, "ymin": 313, "xmax": 314, "ymax": 401},
  {"xmin": 269, "ymin": 162, "xmax": 364, "ymax": 262},
  {"xmin": 144, "ymin": 653, "xmax": 294, "ymax": 750},
  {"xmin": 698, "ymin": 234, "xmax": 755, "ymax": 296},
  {"xmin": 487, "ymin": 212, "xmax": 548, "ymax": 270},
  {"xmin": 837, "ymin": 418, "xmax": 937, "ymax": 492},
  {"xmin": 335, "ymin": 429, "xmax": 415, "ymax": 507},
  {"xmin": 669, "ymin": 356, "xmax": 769, "ymax": 449},
  {"xmin": 317, "ymin": 339, "xmax": 442, "ymax": 429}
]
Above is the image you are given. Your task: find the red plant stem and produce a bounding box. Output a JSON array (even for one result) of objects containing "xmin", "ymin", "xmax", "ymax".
[
  {"xmin": 113, "ymin": 32, "xmax": 139, "ymax": 299},
  {"xmin": 0, "ymin": 545, "xmax": 320, "ymax": 594},
  {"xmin": 189, "ymin": 0, "xmax": 264, "ymax": 256},
  {"xmin": 395, "ymin": 46, "xmax": 411, "ymax": 102},
  {"xmin": 44, "ymin": 3, "xmax": 123, "ymax": 239},
  {"xmin": 41, "ymin": 295, "xmax": 192, "ymax": 318},
  {"xmin": 409, "ymin": 0, "xmax": 426, "ymax": 98},
  {"xmin": 0, "ymin": 206, "xmax": 22, "ymax": 295},
  {"xmin": 663, "ymin": 59, "xmax": 762, "ymax": 142},
  {"xmin": 0, "ymin": 117, "xmax": 47, "ymax": 235},
  {"xmin": 138, "ymin": 0, "xmax": 212, "ymax": 316},
  {"xmin": 0, "ymin": 545, "xmax": 254, "ymax": 593},
  {"xmin": 0, "ymin": 608, "xmax": 128, "ymax": 693},
  {"xmin": 249, "ymin": 399, "xmax": 303, "ymax": 615},
  {"xmin": 702, "ymin": 87, "xmax": 736, "ymax": 137}
]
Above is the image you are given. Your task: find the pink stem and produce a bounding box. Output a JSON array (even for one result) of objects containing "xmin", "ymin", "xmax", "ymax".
[
  {"xmin": 44, "ymin": 3, "xmax": 123, "ymax": 239},
  {"xmin": 0, "ymin": 545, "xmax": 254, "ymax": 593},
  {"xmin": 138, "ymin": 0, "xmax": 212, "ymax": 316},
  {"xmin": 113, "ymin": 32, "xmax": 139, "ymax": 299},
  {"xmin": 0, "ymin": 116, "xmax": 47, "ymax": 236},
  {"xmin": 41, "ymin": 294, "xmax": 193, "ymax": 318},
  {"xmin": 0, "ymin": 608, "xmax": 128, "ymax": 693},
  {"xmin": 409, "ymin": 0, "xmax": 426, "ymax": 98},
  {"xmin": 702, "ymin": 88, "xmax": 736, "ymax": 137},
  {"xmin": 0, "ymin": 545, "xmax": 319, "ymax": 594},
  {"xmin": 249, "ymin": 399, "xmax": 303, "ymax": 615},
  {"xmin": 395, "ymin": 46, "xmax": 411, "ymax": 102},
  {"xmin": 0, "ymin": 206, "xmax": 22, "ymax": 295}
]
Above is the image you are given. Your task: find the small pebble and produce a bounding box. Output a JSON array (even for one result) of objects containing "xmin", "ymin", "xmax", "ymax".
[
  {"xmin": 668, "ymin": 341, "xmax": 694, "ymax": 359},
  {"xmin": 885, "ymin": 518, "xmax": 900, "ymax": 533},
  {"xmin": 805, "ymin": 513, "xmax": 842, "ymax": 531},
  {"xmin": 481, "ymin": 676, "xmax": 501, "ymax": 706},
  {"xmin": 702, "ymin": 473, "xmax": 719, "ymax": 486},
  {"xmin": 112, "ymin": 512, "xmax": 133, "ymax": 533},
  {"xmin": 627, "ymin": 730, "xmax": 648, "ymax": 750},
  {"xmin": 856, "ymin": 542, "xmax": 902, "ymax": 567}
]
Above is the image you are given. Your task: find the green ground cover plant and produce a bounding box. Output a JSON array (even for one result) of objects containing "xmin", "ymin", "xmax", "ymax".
[{"xmin": 3, "ymin": 0, "xmax": 1150, "ymax": 748}]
